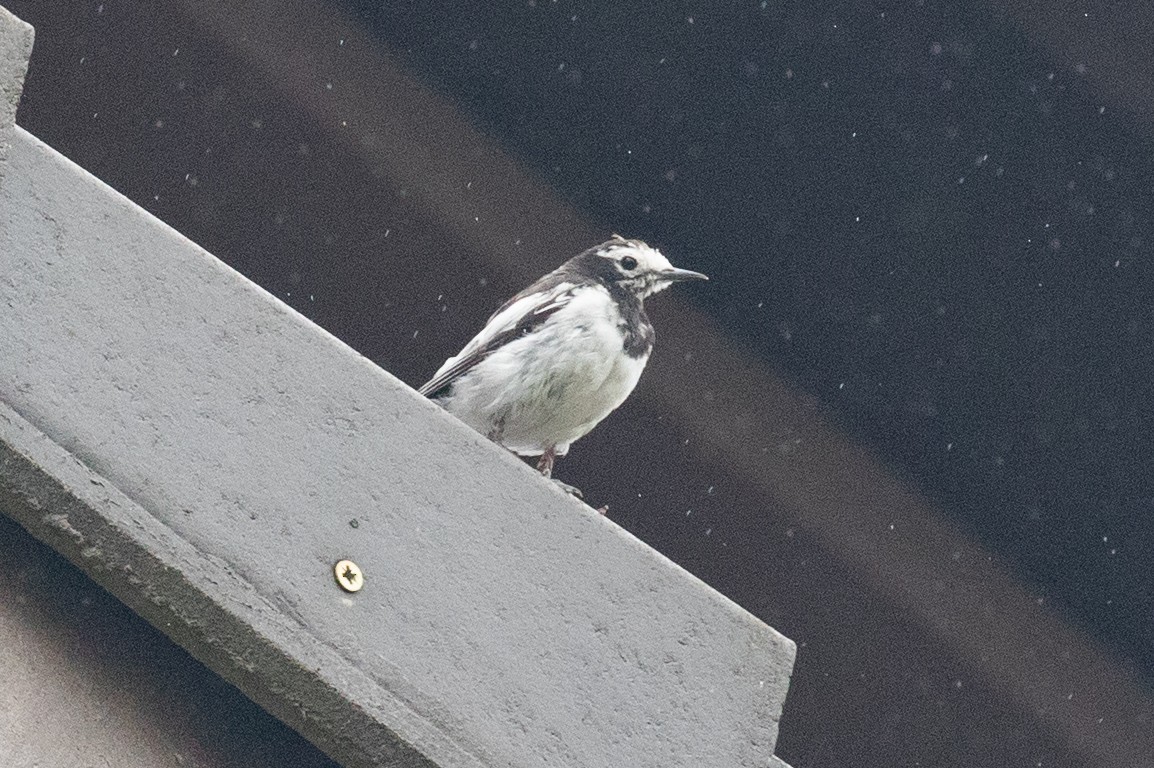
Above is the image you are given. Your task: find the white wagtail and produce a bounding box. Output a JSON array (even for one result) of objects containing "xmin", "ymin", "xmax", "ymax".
[{"xmin": 419, "ymin": 235, "xmax": 707, "ymax": 494}]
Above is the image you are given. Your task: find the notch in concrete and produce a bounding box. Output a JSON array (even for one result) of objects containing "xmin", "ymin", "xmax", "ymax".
[{"xmin": 0, "ymin": 5, "xmax": 33, "ymax": 158}]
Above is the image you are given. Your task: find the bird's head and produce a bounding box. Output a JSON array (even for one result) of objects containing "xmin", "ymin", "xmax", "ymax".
[{"xmin": 578, "ymin": 235, "xmax": 708, "ymax": 299}]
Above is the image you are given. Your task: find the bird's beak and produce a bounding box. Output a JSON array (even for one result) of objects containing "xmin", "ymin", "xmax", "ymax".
[{"xmin": 660, "ymin": 267, "xmax": 709, "ymax": 282}]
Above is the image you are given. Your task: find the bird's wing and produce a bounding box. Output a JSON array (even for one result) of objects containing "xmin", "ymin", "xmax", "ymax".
[{"xmin": 418, "ymin": 277, "xmax": 578, "ymax": 398}]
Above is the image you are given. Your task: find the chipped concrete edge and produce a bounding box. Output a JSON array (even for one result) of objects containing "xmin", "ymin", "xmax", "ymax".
[{"xmin": 0, "ymin": 5, "xmax": 33, "ymax": 161}]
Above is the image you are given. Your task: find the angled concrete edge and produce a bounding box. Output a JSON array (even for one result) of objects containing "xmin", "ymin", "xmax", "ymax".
[
  {"xmin": 0, "ymin": 7, "xmax": 795, "ymax": 767},
  {"xmin": 0, "ymin": 5, "xmax": 32, "ymax": 161}
]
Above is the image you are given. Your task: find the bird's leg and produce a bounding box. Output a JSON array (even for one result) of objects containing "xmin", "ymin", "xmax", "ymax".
[
  {"xmin": 536, "ymin": 447, "xmax": 583, "ymax": 497},
  {"xmin": 536, "ymin": 447, "xmax": 556, "ymax": 477}
]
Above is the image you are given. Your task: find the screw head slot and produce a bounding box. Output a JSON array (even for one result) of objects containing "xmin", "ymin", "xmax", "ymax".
[{"xmin": 334, "ymin": 559, "xmax": 364, "ymax": 593}]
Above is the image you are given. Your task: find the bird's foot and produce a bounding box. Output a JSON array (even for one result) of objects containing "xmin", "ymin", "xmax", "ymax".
[{"xmin": 552, "ymin": 478, "xmax": 583, "ymax": 498}]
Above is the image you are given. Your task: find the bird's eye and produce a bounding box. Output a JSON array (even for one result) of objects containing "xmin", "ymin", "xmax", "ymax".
[{"xmin": 620, "ymin": 256, "xmax": 638, "ymax": 271}]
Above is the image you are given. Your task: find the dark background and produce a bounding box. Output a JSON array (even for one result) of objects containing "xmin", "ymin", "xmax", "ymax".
[{"xmin": 7, "ymin": 1, "xmax": 1154, "ymax": 766}]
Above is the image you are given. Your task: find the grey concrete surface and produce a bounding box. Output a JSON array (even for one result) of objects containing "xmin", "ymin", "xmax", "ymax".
[
  {"xmin": 0, "ymin": 5, "xmax": 31, "ymax": 151},
  {"xmin": 0, "ymin": 8, "xmax": 796, "ymax": 766},
  {"xmin": 0, "ymin": 511, "xmax": 340, "ymax": 768}
]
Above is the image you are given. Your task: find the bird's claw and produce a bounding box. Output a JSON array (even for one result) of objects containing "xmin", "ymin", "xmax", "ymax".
[{"xmin": 552, "ymin": 478, "xmax": 583, "ymax": 498}]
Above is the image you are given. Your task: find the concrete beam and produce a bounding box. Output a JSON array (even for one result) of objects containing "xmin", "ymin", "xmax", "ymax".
[{"xmin": 0, "ymin": 6, "xmax": 795, "ymax": 767}]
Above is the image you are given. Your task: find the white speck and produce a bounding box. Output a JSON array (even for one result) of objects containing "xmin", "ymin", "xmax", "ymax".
[
  {"xmin": 931, "ymin": 42, "xmax": 943, "ymax": 55},
  {"xmin": 325, "ymin": 82, "xmax": 333, "ymax": 90},
  {"xmin": 686, "ymin": 509, "xmax": 692, "ymax": 516},
  {"xmin": 705, "ymin": 528, "xmax": 712, "ymax": 536},
  {"xmin": 339, "ymin": 38, "xmax": 345, "ymax": 46},
  {"xmin": 1099, "ymin": 106, "xmax": 1106, "ymax": 114},
  {"xmin": 412, "ymin": 330, "xmax": 419, "ymax": 339},
  {"xmin": 687, "ymin": 16, "xmax": 694, "ymax": 24},
  {"xmin": 838, "ymin": 381, "xmax": 845, "ymax": 389},
  {"xmin": 947, "ymin": 442, "xmax": 953, "ymax": 450},
  {"xmin": 975, "ymin": 154, "xmax": 988, "ymax": 166},
  {"xmin": 384, "ymin": 228, "xmax": 390, "ymax": 237},
  {"xmin": 173, "ymin": 48, "xmax": 180, "ymax": 56}
]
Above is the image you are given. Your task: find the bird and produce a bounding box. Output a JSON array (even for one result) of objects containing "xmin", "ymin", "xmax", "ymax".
[{"xmin": 419, "ymin": 235, "xmax": 707, "ymax": 494}]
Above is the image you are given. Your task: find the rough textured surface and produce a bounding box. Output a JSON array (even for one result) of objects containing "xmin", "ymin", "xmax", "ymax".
[
  {"xmin": 0, "ymin": 5, "xmax": 32, "ymax": 156},
  {"xmin": 0, "ymin": 511, "xmax": 341, "ymax": 768},
  {"xmin": 0, "ymin": 112, "xmax": 795, "ymax": 768}
]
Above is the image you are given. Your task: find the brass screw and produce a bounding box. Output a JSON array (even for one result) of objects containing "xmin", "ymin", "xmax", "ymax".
[{"xmin": 334, "ymin": 559, "xmax": 364, "ymax": 593}]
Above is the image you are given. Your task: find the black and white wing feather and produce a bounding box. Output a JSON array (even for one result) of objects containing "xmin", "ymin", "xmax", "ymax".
[{"xmin": 418, "ymin": 276, "xmax": 578, "ymax": 398}]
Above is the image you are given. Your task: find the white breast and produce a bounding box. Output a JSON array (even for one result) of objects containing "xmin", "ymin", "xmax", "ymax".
[{"xmin": 441, "ymin": 286, "xmax": 649, "ymax": 456}]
